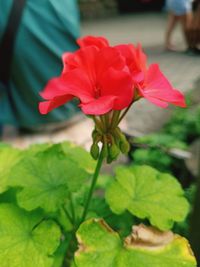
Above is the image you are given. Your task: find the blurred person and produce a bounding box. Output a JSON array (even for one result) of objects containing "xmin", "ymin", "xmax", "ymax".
[
  {"xmin": 0, "ymin": 0, "xmax": 80, "ymax": 139},
  {"xmin": 165, "ymin": 0, "xmax": 193, "ymax": 50},
  {"xmin": 186, "ymin": 0, "xmax": 200, "ymax": 53}
]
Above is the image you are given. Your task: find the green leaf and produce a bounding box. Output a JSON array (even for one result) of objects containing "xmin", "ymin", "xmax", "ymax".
[
  {"xmin": 74, "ymin": 219, "xmax": 196, "ymax": 267},
  {"xmin": 8, "ymin": 147, "xmax": 89, "ymax": 213},
  {"xmin": 0, "ymin": 204, "xmax": 61, "ymax": 267},
  {"xmin": 25, "ymin": 141, "xmax": 95, "ymax": 173},
  {"xmin": 0, "ymin": 147, "xmax": 22, "ymax": 194},
  {"xmin": 25, "ymin": 143, "xmax": 53, "ymax": 155},
  {"xmin": 105, "ymin": 165, "xmax": 189, "ymax": 230},
  {"xmin": 61, "ymin": 142, "xmax": 95, "ymax": 173},
  {"xmin": 0, "ymin": 188, "xmax": 18, "ymax": 204}
]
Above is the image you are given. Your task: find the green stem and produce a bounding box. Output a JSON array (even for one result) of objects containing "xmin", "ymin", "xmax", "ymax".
[
  {"xmin": 69, "ymin": 193, "xmax": 76, "ymax": 224},
  {"xmin": 62, "ymin": 205, "xmax": 74, "ymax": 225},
  {"xmin": 100, "ymin": 115, "xmax": 106, "ymax": 126},
  {"xmin": 110, "ymin": 110, "xmax": 121, "ymax": 130},
  {"xmin": 81, "ymin": 149, "xmax": 104, "ymax": 223},
  {"xmin": 118, "ymin": 100, "xmax": 134, "ymax": 124},
  {"xmin": 93, "ymin": 117, "xmax": 103, "ymax": 132}
]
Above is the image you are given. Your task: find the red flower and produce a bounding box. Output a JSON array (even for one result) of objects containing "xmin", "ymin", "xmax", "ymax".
[
  {"xmin": 116, "ymin": 43, "xmax": 186, "ymax": 108},
  {"xmin": 39, "ymin": 36, "xmax": 186, "ymax": 117},
  {"xmin": 39, "ymin": 42, "xmax": 133, "ymax": 115}
]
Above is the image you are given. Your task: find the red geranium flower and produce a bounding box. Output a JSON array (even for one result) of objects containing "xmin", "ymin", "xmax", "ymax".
[
  {"xmin": 39, "ymin": 42, "xmax": 133, "ymax": 115},
  {"xmin": 116, "ymin": 43, "xmax": 186, "ymax": 108},
  {"xmin": 39, "ymin": 36, "xmax": 186, "ymax": 117},
  {"xmin": 77, "ymin": 36, "xmax": 186, "ymax": 108}
]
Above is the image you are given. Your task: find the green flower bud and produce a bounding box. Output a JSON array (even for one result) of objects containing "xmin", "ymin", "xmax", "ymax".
[
  {"xmin": 90, "ymin": 143, "xmax": 99, "ymax": 160},
  {"xmin": 108, "ymin": 143, "xmax": 120, "ymax": 161},
  {"xmin": 112, "ymin": 127, "xmax": 130, "ymax": 154},
  {"xmin": 120, "ymin": 138, "xmax": 130, "ymax": 154},
  {"xmin": 112, "ymin": 128, "xmax": 121, "ymax": 147}
]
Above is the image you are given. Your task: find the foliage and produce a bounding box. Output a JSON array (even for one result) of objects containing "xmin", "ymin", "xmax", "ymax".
[
  {"xmin": 0, "ymin": 141, "xmax": 196, "ymax": 266},
  {"xmin": 105, "ymin": 165, "xmax": 189, "ymax": 230},
  {"xmin": 8, "ymin": 145, "xmax": 89, "ymax": 213}
]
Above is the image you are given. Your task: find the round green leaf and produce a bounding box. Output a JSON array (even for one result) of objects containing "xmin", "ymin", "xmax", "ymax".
[
  {"xmin": 105, "ymin": 165, "xmax": 189, "ymax": 230},
  {"xmin": 0, "ymin": 204, "xmax": 61, "ymax": 267},
  {"xmin": 61, "ymin": 142, "xmax": 95, "ymax": 173},
  {"xmin": 8, "ymin": 148, "xmax": 88, "ymax": 213}
]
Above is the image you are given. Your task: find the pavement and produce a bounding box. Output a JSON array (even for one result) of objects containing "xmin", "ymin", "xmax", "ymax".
[{"xmin": 3, "ymin": 13, "xmax": 200, "ymax": 149}]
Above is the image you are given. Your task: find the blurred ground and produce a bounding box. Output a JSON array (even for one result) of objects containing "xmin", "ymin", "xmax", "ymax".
[{"xmin": 4, "ymin": 13, "xmax": 200, "ymax": 148}]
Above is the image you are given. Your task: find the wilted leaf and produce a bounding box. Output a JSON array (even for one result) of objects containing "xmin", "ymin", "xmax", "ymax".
[
  {"xmin": 74, "ymin": 219, "xmax": 196, "ymax": 267},
  {"xmin": 106, "ymin": 165, "xmax": 189, "ymax": 230}
]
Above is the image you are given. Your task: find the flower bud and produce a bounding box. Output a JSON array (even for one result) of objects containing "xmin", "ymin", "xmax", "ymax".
[
  {"xmin": 108, "ymin": 143, "xmax": 120, "ymax": 161},
  {"xmin": 90, "ymin": 143, "xmax": 99, "ymax": 160},
  {"xmin": 120, "ymin": 138, "xmax": 130, "ymax": 154}
]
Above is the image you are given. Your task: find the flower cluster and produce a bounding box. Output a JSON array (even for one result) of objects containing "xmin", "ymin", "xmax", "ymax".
[{"xmin": 39, "ymin": 36, "xmax": 186, "ymax": 162}]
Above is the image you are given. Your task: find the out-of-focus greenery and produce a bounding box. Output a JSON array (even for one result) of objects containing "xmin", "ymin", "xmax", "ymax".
[
  {"xmin": 131, "ymin": 133, "xmax": 188, "ymax": 172},
  {"xmin": 173, "ymin": 184, "xmax": 197, "ymax": 238},
  {"xmin": 163, "ymin": 104, "xmax": 200, "ymax": 143}
]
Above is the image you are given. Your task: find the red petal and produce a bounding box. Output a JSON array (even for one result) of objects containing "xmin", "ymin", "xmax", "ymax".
[
  {"xmin": 134, "ymin": 43, "xmax": 147, "ymax": 72},
  {"xmin": 62, "ymin": 46, "xmax": 98, "ymax": 83},
  {"xmin": 100, "ymin": 68, "xmax": 133, "ymax": 110},
  {"xmin": 141, "ymin": 64, "xmax": 186, "ymax": 107},
  {"xmin": 80, "ymin": 95, "xmax": 116, "ymax": 115},
  {"xmin": 140, "ymin": 95, "xmax": 169, "ymax": 108},
  {"xmin": 116, "ymin": 44, "xmax": 147, "ymax": 74},
  {"xmin": 39, "ymin": 69, "xmax": 96, "ymax": 115},
  {"xmin": 39, "ymin": 95, "xmax": 73, "ymax": 114},
  {"xmin": 40, "ymin": 77, "xmax": 70, "ymax": 100},
  {"xmin": 62, "ymin": 52, "xmax": 75, "ymax": 73},
  {"xmin": 62, "ymin": 46, "xmax": 126, "ymax": 87},
  {"xmin": 95, "ymin": 47, "xmax": 125, "ymax": 79},
  {"xmin": 60, "ymin": 69, "xmax": 94, "ymax": 102},
  {"xmin": 77, "ymin": 36, "xmax": 109, "ymax": 49}
]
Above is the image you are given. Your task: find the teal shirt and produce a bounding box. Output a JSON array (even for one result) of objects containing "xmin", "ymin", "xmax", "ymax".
[{"xmin": 0, "ymin": 0, "xmax": 80, "ymax": 128}]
